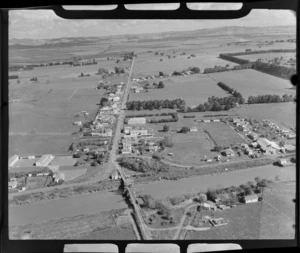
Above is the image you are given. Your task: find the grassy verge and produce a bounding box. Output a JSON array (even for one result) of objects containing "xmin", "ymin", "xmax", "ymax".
[
  {"xmin": 10, "ymin": 179, "xmax": 122, "ymax": 206},
  {"xmin": 133, "ymin": 157, "xmax": 274, "ymax": 184}
]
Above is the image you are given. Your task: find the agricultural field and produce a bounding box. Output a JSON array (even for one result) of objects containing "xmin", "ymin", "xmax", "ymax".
[
  {"xmin": 49, "ymin": 156, "xmax": 77, "ymax": 166},
  {"xmin": 9, "ymin": 208, "xmax": 136, "ymax": 240},
  {"xmin": 233, "ymin": 102, "xmax": 296, "ymax": 128},
  {"xmin": 9, "ymin": 135, "xmax": 74, "ymax": 157},
  {"xmin": 259, "ymin": 181, "xmax": 295, "ymax": 239},
  {"xmin": 235, "ymin": 52, "xmax": 296, "ymax": 68},
  {"xmin": 185, "ymin": 202, "xmax": 262, "ymax": 239},
  {"xmin": 208, "ymin": 69, "xmax": 295, "ymax": 100},
  {"xmin": 202, "ymin": 122, "xmax": 246, "ymax": 146},
  {"xmin": 130, "ymin": 74, "xmax": 227, "ymax": 106}
]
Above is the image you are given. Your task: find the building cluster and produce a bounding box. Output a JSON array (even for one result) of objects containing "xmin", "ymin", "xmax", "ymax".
[
  {"xmin": 120, "ymin": 126, "xmax": 161, "ymax": 154},
  {"xmin": 229, "ymin": 117, "xmax": 294, "ymax": 156},
  {"xmin": 84, "ymin": 83, "xmax": 124, "ymax": 138}
]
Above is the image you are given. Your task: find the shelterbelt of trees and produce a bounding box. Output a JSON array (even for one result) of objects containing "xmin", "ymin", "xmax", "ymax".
[
  {"xmin": 126, "ymin": 98, "xmax": 186, "ymax": 110},
  {"xmin": 218, "ymin": 49, "xmax": 296, "ymax": 79}
]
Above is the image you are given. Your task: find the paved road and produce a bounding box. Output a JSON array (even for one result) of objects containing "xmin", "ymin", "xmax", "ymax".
[{"xmin": 102, "ymin": 56, "xmax": 135, "ymax": 178}]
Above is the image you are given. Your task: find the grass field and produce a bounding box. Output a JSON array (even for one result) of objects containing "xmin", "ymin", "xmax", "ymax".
[
  {"xmin": 9, "ymin": 135, "xmax": 74, "ymax": 157},
  {"xmin": 160, "ymin": 132, "xmax": 215, "ymax": 165},
  {"xmin": 233, "ymin": 102, "xmax": 296, "ymax": 128},
  {"xmin": 130, "ymin": 74, "xmax": 227, "ymax": 106},
  {"xmin": 50, "ymin": 156, "xmax": 77, "ymax": 166},
  {"xmin": 203, "ymin": 122, "xmax": 246, "ymax": 146},
  {"xmin": 259, "ymin": 181, "xmax": 295, "ymax": 239},
  {"xmin": 208, "ymin": 69, "xmax": 295, "ymax": 100},
  {"xmin": 9, "ymin": 209, "xmax": 136, "ymax": 240},
  {"xmin": 185, "ymin": 202, "xmax": 261, "ymax": 239}
]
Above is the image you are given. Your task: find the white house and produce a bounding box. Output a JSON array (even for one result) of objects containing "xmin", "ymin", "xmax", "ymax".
[
  {"xmin": 243, "ymin": 194, "xmax": 258, "ymax": 204},
  {"xmin": 190, "ymin": 126, "xmax": 198, "ymax": 132}
]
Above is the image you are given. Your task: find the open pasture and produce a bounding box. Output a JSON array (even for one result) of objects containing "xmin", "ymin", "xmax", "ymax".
[
  {"xmin": 233, "ymin": 102, "xmax": 296, "ymax": 128},
  {"xmin": 129, "ymin": 74, "xmax": 227, "ymax": 107},
  {"xmin": 259, "ymin": 182, "xmax": 295, "ymax": 239},
  {"xmin": 208, "ymin": 69, "xmax": 295, "ymax": 100},
  {"xmin": 201, "ymin": 122, "xmax": 246, "ymax": 146},
  {"xmin": 185, "ymin": 202, "xmax": 262, "ymax": 239},
  {"xmin": 9, "ymin": 135, "xmax": 73, "ymax": 157},
  {"xmin": 160, "ymin": 132, "xmax": 215, "ymax": 165},
  {"xmin": 50, "ymin": 156, "xmax": 77, "ymax": 167}
]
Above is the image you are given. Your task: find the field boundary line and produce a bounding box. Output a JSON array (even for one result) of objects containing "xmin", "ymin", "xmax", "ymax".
[
  {"xmin": 68, "ymin": 88, "xmax": 79, "ymax": 100},
  {"xmin": 262, "ymin": 200, "xmax": 294, "ymax": 223}
]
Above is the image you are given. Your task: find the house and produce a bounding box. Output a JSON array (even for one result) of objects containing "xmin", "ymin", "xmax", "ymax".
[
  {"xmin": 251, "ymin": 142, "xmax": 258, "ymax": 148},
  {"xmin": 83, "ymin": 148, "xmax": 90, "ymax": 152},
  {"xmin": 190, "ymin": 126, "xmax": 198, "ymax": 132},
  {"xmin": 28, "ymin": 156, "xmax": 35, "ymax": 159},
  {"xmin": 8, "ymin": 180, "xmax": 18, "ymax": 189},
  {"xmin": 278, "ymin": 158, "xmax": 287, "ymax": 167},
  {"xmin": 122, "ymin": 146, "xmax": 132, "ymax": 154},
  {"xmin": 200, "ymin": 203, "xmax": 211, "ymax": 210},
  {"xmin": 35, "ymin": 154, "xmax": 54, "ymax": 167},
  {"xmin": 73, "ymin": 121, "xmax": 82, "ymax": 126},
  {"xmin": 9, "ymin": 154, "xmax": 19, "ymax": 167},
  {"xmin": 213, "ymin": 119, "xmax": 220, "ymax": 122},
  {"xmin": 221, "ymin": 149, "xmax": 234, "ymax": 157},
  {"xmin": 110, "ymin": 170, "xmax": 121, "ymax": 180},
  {"xmin": 215, "ymin": 155, "xmax": 221, "ymax": 161},
  {"xmin": 203, "ymin": 119, "xmax": 210, "ymax": 123},
  {"xmin": 53, "ymin": 172, "xmax": 65, "ymax": 183},
  {"xmin": 128, "ymin": 117, "xmax": 146, "ymax": 125},
  {"xmin": 147, "ymin": 146, "xmax": 158, "ymax": 152},
  {"xmin": 243, "ymin": 194, "xmax": 258, "ymax": 204},
  {"xmin": 124, "ymin": 126, "xmax": 132, "ymax": 134}
]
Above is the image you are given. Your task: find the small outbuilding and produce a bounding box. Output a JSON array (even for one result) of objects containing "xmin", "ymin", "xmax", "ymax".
[{"xmin": 243, "ymin": 194, "xmax": 259, "ymax": 204}]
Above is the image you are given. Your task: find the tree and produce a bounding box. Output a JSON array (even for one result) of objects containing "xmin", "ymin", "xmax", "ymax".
[
  {"xmin": 254, "ymin": 177, "xmax": 261, "ymax": 184},
  {"xmin": 116, "ymin": 59, "xmax": 120, "ymax": 63},
  {"xmin": 244, "ymin": 187, "xmax": 253, "ymax": 196},
  {"xmin": 158, "ymin": 81, "xmax": 164, "ymax": 89},
  {"xmin": 159, "ymin": 71, "xmax": 164, "ymax": 77},
  {"xmin": 194, "ymin": 193, "xmax": 207, "ymax": 203},
  {"xmin": 180, "ymin": 126, "xmax": 189, "ymax": 133},
  {"xmin": 163, "ymin": 125, "xmax": 169, "ymax": 132},
  {"xmin": 207, "ymin": 190, "xmax": 218, "ymax": 202}
]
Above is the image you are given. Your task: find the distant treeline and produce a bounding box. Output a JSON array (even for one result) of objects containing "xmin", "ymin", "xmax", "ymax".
[
  {"xmin": 248, "ymin": 94, "xmax": 295, "ymax": 104},
  {"xmin": 124, "ymin": 112, "xmax": 178, "ymax": 124},
  {"xmin": 203, "ymin": 114, "xmax": 229, "ymax": 117},
  {"xmin": 218, "ymin": 49, "xmax": 296, "ymax": 79},
  {"xmin": 126, "ymin": 99, "xmax": 185, "ymax": 111},
  {"xmin": 9, "ymin": 75, "xmax": 19, "ymax": 79}
]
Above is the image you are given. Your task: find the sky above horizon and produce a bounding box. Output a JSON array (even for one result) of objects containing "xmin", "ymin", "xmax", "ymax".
[{"xmin": 9, "ymin": 4, "xmax": 296, "ymax": 40}]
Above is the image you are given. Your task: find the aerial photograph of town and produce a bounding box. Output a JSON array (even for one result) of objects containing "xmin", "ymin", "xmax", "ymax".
[{"xmin": 8, "ymin": 6, "xmax": 296, "ymax": 240}]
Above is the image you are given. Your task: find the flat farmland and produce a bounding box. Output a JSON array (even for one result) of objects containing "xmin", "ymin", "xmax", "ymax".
[
  {"xmin": 9, "ymin": 85, "xmax": 103, "ymax": 134},
  {"xmin": 129, "ymin": 74, "xmax": 227, "ymax": 107},
  {"xmin": 233, "ymin": 102, "xmax": 296, "ymax": 128},
  {"xmin": 259, "ymin": 182, "xmax": 295, "ymax": 239},
  {"xmin": 185, "ymin": 202, "xmax": 262, "ymax": 239},
  {"xmin": 50, "ymin": 156, "xmax": 77, "ymax": 166},
  {"xmin": 208, "ymin": 69, "xmax": 295, "ymax": 100},
  {"xmin": 9, "ymin": 209, "xmax": 136, "ymax": 240},
  {"xmin": 9, "ymin": 135, "xmax": 74, "ymax": 157},
  {"xmin": 133, "ymin": 52, "xmax": 237, "ymax": 76},
  {"xmin": 202, "ymin": 122, "xmax": 246, "ymax": 146}
]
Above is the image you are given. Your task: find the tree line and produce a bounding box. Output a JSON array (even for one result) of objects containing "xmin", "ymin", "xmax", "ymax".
[
  {"xmin": 248, "ymin": 94, "xmax": 295, "ymax": 104},
  {"xmin": 117, "ymin": 157, "xmax": 168, "ymax": 173},
  {"xmin": 219, "ymin": 52, "xmax": 296, "ymax": 79},
  {"xmin": 126, "ymin": 98, "xmax": 186, "ymax": 111}
]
